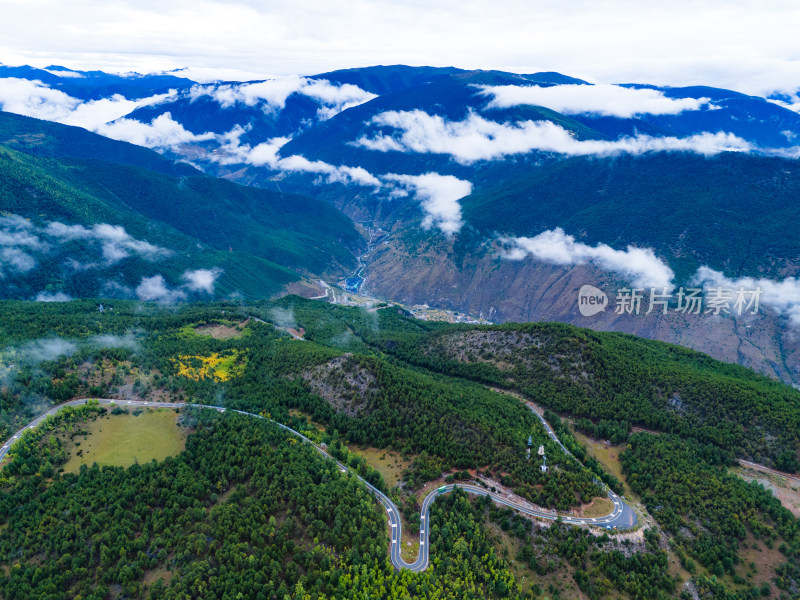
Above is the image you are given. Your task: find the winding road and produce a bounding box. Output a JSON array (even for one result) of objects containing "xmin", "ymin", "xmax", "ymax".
[{"xmin": 0, "ymin": 398, "xmax": 637, "ymax": 572}]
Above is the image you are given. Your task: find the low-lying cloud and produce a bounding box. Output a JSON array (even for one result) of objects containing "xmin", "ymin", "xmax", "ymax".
[
  {"xmin": 135, "ymin": 268, "xmax": 223, "ymax": 303},
  {"xmin": 692, "ymin": 266, "xmax": 800, "ymax": 325},
  {"xmin": 355, "ymin": 110, "xmax": 752, "ymax": 163},
  {"xmin": 189, "ymin": 76, "xmax": 376, "ymax": 119},
  {"xmin": 479, "ymin": 83, "xmax": 711, "ymax": 117},
  {"xmin": 97, "ymin": 112, "xmax": 215, "ymax": 150},
  {"xmin": 34, "ymin": 291, "xmax": 72, "ymax": 302},
  {"xmin": 211, "ymin": 125, "xmax": 381, "ymax": 186},
  {"xmin": 383, "ymin": 172, "xmax": 472, "ymax": 235},
  {"xmin": 135, "ymin": 274, "xmax": 187, "ymax": 303},
  {"xmin": 46, "ymin": 221, "xmax": 171, "ymax": 263},
  {"xmin": 502, "ymin": 228, "xmax": 675, "ymax": 289},
  {"xmin": 0, "ymin": 77, "xmax": 173, "ymax": 129},
  {"xmin": 0, "ymin": 215, "xmax": 45, "ymax": 276},
  {"xmin": 182, "ymin": 268, "xmax": 222, "ymax": 293}
]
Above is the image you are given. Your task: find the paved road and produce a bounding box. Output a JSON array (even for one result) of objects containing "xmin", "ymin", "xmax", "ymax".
[{"xmin": 0, "ymin": 398, "xmax": 637, "ymax": 572}]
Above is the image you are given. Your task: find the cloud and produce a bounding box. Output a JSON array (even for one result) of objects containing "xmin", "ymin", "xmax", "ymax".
[
  {"xmin": 692, "ymin": 266, "xmax": 800, "ymax": 325},
  {"xmin": 0, "ymin": 215, "xmax": 45, "ymax": 276},
  {"xmin": 43, "ymin": 68, "xmax": 85, "ymax": 79},
  {"xmin": 34, "ymin": 291, "xmax": 72, "ymax": 302},
  {"xmin": 60, "ymin": 91, "xmax": 174, "ymax": 129},
  {"xmin": 383, "ymin": 172, "xmax": 471, "ymax": 235},
  {"xmin": 0, "ymin": 78, "xmax": 174, "ymax": 129},
  {"xmin": 502, "ymin": 228, "xmax": 675, "ymax": 289},
  {"xmin": 277, "ymin": 154, "xmax": 382, "ymax": 186},
  {"xmin": 0, "ymin": 247, "xmax": 37, "ymax": 274},
  {"xmin": 19, "ymin": 338, "xmax": 78, "ymax": 363},
  {"xmin": 136, "ymin": 268, "xmax": 223, "ymax": 302},
  {"xmin": 45, "ymin": 221, "xmax": 171, "ymax": 263},
  {"xmin": 355, "ymin": 110, "xmax": 752, "ymax": 163},
  {"xmin": 208, "ymin": 125, "xmax": 381, "ymax": 186},
  {"xmin": 479, "ymin": 83, "xmax": 711, "ymax": 117},
  {"xmin": 769, "ymin": 93, "xmax": 800, "ymax": 114},
  {"xmin": 96, "ymin": 112, "xmax": 215, "ymax": 150},
  {"xmin": 135, "ymin": 274, "xmax": 187, "ymax": 303},
  {"xmin": 269, "ymin": 307, "xmax": 297, "ymax": 329},
  {"xmin": 189, "ymin": 76, "xmax": 376, "ymax": 118},
  {"xmin": 88, "ymin": 333, "xmax": 139, "ymax": 351},
  {"xmin": 0, "ymin": 77, "xmax": 79, "ymax": 121},
  {"xmin": 182, "ymin": 268, "xmax": 221, "ymax": 293}
]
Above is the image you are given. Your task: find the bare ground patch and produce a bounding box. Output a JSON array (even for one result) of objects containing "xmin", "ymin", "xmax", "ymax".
[
  {"xmin": 302, "ymin": 354, "xmax": 378, "ymax": 416},
  {"xmin": 194, "ymin": 321, "xmax": 248, "ymax": 339}
]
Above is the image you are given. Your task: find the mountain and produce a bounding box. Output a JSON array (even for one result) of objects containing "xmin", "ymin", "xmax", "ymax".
[
  {"xmin": 2, "ymin": 298, "xmax": 800, "ymax": 597},
  {"xmin": 0, "ymin": 111, "xmax": 362, "ymax": 300},
  {"xmin": 3, "ymin": 64, "xmax": 800, "ymax": 383},
  {"xmin": 0, "ymin": 63, "xmax": 193, "ymax": 100}
]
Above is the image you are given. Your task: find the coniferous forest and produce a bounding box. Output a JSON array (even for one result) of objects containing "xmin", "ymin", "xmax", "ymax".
[{"xmin": 0, "ymin": 298, "xmax": 799, "ymax": 599}]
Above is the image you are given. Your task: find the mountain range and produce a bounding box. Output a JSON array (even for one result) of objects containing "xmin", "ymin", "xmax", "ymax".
[{"xmin": 2, "ymin": 63, "xmax": 800, "ymax": 383}]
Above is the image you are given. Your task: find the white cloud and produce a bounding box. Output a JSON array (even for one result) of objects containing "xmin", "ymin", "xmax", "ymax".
[
  {"xmin": 0, "ymin": 78, "xmax": 174, "ymax": 129},
  {"xmin": 209, "ymin": 125, "xmax": 382, "ymax": 186},
  {"xmin": 45, "ymin": 221, "xmax": 171, "ymax": 263},
  {"xmin": 188, "ymin": 76, "xmax": 375, "ymax": 117},
  {"xmin": 60, "ymin": 91, "xmax": 175, "ymax": 129},
  {"xmin": 42, "ymin": 68, "xmax": 85, "ymax": 78},
  {"xmin": 4, "ymin": 2, "xmax": 800, "ymax": 97},
  {"xmin": 96, "ymin": 112, "xmax": 215, "ymax": 150},
  {"xmin": 383, "ymin": 172, "xmax": 471, "ymax": 235},
  {"xmin": 278, "ymin": 154, "xmax": 382, "ymax": 186},
  {"xmin": 136, "ymin": 268, "xmax": 224, "ymax": 302},
  {"xmin": 355, "ymin": 110, "xmax": 753, "ymax": 163},
  {"xmin": 182, "ymin": 268, "xmax": 221, "ymax": 293},
  {"xmin": 692, "ymin": 266, "xmax": 800, "ymax": 325},
  {"xmin": 135, "ymin": 274, "xmax": 187, "ymax": 303},
  {"xmin": 502, "ymin": 228, "xmax": 675, "ymax": 289},
  {"xmin": 770, "ymin": 94, "xmax": 800, "ymax": 114},
  {"xmin": 0, "ymin": 247, "xmax": 37, "ymax": 273},
  {"xmin": 89, "ymin": 333, "xmax": 139, "ymax": 350},
  {"xmin": 19, "ymin": 338, "xmax": 78, "ymax": 363},
  {"xmin": 479, "ymin": 83, "xmax": 711, "ymax": 117},
  {"xmin": 0, "ymin": 215, "xmax": 45, "ymax": 276},
  {"xmin": 0, "ymin": 77, "xmax": 79, "ymax": 121},
  {"xmin": 34, "ymin": 291, "xmax": 72, "ymax": 302}
]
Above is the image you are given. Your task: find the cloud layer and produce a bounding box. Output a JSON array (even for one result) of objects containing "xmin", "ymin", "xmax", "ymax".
[
  {"xmin": 479, "ymin": 83, "xmax": 711, "ymax": 117},
  {"xmin": 692, "ymin": 266, "xmax": 800, "ymax": 325},
  {"xmin": 355, "ymin": 110, "xmax": 752, "ymax": 163},
  {"xmin": 135, "ymin": 268, "xmax": 222, "ymax": 302},
  {"xmin": 189, "ymin": 76, "xmax": 376, "ymax": 119},
  {"xmin": 384, "ymin": 173, "xmax": 472, "ymax": 235},
  {"xmin": 502, "ymin": 228, "xmax": 675, "ymax": 289},
  {"xmin": 46, "ymin": 221, "xmax": 171, "ymax": 263},
  {"xmin": 0, "ymin": 77, "xmax": 173, "ymax": 129}
]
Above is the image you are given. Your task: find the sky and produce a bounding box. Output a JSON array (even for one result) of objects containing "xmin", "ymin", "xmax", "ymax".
[{"xmin": 1, "ymin": 0, "xmax": 799, "ymax": 94}]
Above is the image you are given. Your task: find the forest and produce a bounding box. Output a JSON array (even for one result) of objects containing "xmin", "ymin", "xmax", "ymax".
[{"xmin": 1, "ymin": 298, "xmax": 799, "ymax": 598}]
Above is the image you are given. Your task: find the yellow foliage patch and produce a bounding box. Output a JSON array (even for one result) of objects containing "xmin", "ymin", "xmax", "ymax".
[{"xmin": 172, "ymin": 350, "xmax": 245, "ymax": 382}]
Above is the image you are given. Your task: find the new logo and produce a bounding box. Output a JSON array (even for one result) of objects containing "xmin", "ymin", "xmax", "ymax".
[{"xmin": 578, "ymin": 285, "xmax": 608, "ymax": 316}]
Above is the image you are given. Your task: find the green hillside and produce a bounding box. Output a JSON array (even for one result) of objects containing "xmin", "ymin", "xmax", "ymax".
[
  {"xmin": 1, "ymin": 299, "xmax": 799, "ymax": 598},
  {"xmin": 461, "ymin": 152, "xmax": 800, "ymax": 280},
  {"xmin": 0, "ymin": 111, "xmax": 363, "ymax": 299}
]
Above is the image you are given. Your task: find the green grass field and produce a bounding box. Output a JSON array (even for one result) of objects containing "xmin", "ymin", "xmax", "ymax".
[{"xmin": 62, "ymin": 409, "xmax": 186, "ymax": 473}]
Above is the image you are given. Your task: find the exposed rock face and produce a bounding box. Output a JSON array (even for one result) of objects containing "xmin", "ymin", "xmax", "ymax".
[
  {"xmin": 363, "ymin": 234, "xmax": 800, "ymax": 385},
  {"xmin": 302, "ymin": 354, "xmax": 379, "ymax": 416}
]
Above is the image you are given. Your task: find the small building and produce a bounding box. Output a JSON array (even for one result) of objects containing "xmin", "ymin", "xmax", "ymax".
[
  {"xmin": 527, "ymin": 435, "xmax": 533, "ymax": 447},
  {"xmin": 538, "ymin": 445, "xmax": 545, "ymax": 456},
  {"xmin": 540, "ymin": 456, "xmax": 548, "ymax": 473}
]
